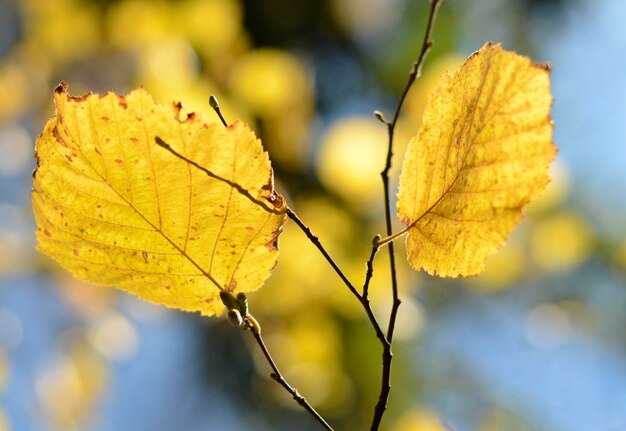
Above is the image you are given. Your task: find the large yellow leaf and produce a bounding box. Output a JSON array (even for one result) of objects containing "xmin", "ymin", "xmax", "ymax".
[
  {"xmin": 397, "ymin": 43, "xmax": 556, "ymax": 277},
  {"xmin": 32, "ymin": 83, "xmax": 286, "ymax": 315}
]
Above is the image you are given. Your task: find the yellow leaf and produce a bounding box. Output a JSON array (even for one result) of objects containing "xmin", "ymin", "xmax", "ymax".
[
  {"xmin": 32, "ymin": 83, "xmax": 286, "ymax": 316},
  {"xmin": 397, "ymin": 43, "xmax": 556, "ymax": 277}
]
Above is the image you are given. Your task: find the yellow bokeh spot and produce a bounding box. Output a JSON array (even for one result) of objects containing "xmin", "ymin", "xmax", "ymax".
[
  {"xmin": 530, "ymin": 211, "xmax": 593, "ymax": 272},
  {"xmin": 138, "ymin": 39, "xmax": 200, "ymax": 86},
  {"xmin": 317, "ymin": 117, "xmax": 387, "ymax": 210},
  {"xmin": 106, "ymin": 0, "xmax": 173, "ymax": 46},
  {"xmin": 229, "ymin": 49, "xmax": 311, "ymax": 117},
  {"xmin": 175, "ymin": 0, "xmax": 243, "ymax": 53},
  {"xmin": 36, "ymin": 342, "xmax": 107, "ymax": 429},
  {"xmin": 0, "ymin": 62, "xmax": 35, "ymax": 121},
  {"xmin": 23, "ymin": 1, "xmax": 101, "ymax": 64},
  {"xmin": 393, "ymin": 408, "xmax": 448, "ymax": 431},
  {"xmin": 468, "ymin": 244, "xmax": 525, "ymax": 293}
]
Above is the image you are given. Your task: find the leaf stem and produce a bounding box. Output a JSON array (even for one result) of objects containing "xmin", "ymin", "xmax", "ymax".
[
  {"xmin": 245, "ymin": 314, "xmax": 334, "ymax": 431},
  {"xmin": 374, "ymin": 227, "xmax": 410, "ymax": 248},
  {"xmin": 371, "ymin": 1, "xmax": 443, "ymax": 429}
]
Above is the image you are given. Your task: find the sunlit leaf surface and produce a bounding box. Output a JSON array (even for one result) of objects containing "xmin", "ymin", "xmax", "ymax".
[
  {"xmin": 33, "ymin": 84, "xmax": 286, "ymax": 315},
  {"xmin": 397, "ymin": 43, "xmax": 556, "ymax": 277}
]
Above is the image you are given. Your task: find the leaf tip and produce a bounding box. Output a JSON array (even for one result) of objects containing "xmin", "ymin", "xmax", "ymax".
[
  {"xmin": 535, "ymin": 62, "xmax": 552, "ymax": 73},
  {"xmin": 54, "ymin": 81, "xmax": 68, "ymax": 94}
]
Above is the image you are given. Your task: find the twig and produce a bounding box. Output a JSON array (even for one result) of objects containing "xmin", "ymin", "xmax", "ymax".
[
  {"xmin": 362, "ymin": 236, "xmax": 381, "ymax": 298},
  {"xmin": 370, "ymin": 1, "xmax": 443, "ymax": 430},
  {"xmin": 245, "ymin": 314, "xmax": 334, "ymax": 431},
  {"xmin": 286, "ymin": 208, "xmax": 360, "ymax": 298},
  {"xmin": 286, "ymin": 209, "xmax": 389, "ymax": 349}
]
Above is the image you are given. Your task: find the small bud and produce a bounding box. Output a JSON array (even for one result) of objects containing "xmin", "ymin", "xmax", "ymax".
[
  {"xmin": 209, "ymin": 95, "xmax": 220, "ymax": 109},
  {"xmin": 227, "ymin": 309, "xmax": 244, "ymax": 327},
  {"xmin": 374, "ymin": 110, "xmax": 387, "ymax": 124},
  {"xmin": 246, "ymin": 315, "xmax": 261, "ymax": 334},
  {"xmin": 236, "ymin": 292, "xmax": 248, "ymax": 317},
  {"xmin": 220, "ymin": 290, "xmax": 239, "ymax": 310}
]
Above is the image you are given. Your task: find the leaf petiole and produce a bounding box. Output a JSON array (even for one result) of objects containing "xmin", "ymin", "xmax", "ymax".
[{"xmin": 374, "ymin": 227, "xmax": 411, "ymax": 248}]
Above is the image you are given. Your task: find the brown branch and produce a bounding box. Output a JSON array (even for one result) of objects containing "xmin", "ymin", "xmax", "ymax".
[
  {"xmin": 371, "ymin": 1, "xmax": 443, "ymax": 430},
  {"xmin": 362, "ymin": 236, "xmax": 381, "ymax": 298},
  {"xmin": 245, "ymin": 315, "xmax": 334, "ymax": 431},
  {"xmin": 286, "ymin": 209, "xmax": 389, "ymax": 350}
]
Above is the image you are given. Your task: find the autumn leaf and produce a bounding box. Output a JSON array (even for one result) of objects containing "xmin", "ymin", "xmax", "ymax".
[
  {"xmin": 32, "ymin": 83, "xmax": 286, "ymax": 316},
  {"xmin": 397, "ymin": 43, "xmax": 556, "ymax": 277}
]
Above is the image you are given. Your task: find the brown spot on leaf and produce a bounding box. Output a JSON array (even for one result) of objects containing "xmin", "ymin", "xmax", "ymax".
[
  {"xmin": 44, "ymin": 229, "xmax": 51, "ymax": 237},
  {"xmin": 142, "ymin": 251, "xmax": 148, "ymax": 262},
  {"xmin": 130, "ymin": 137, "xmax": 139, "ymax": 143},
  {"xmin": 94, "ymin": 147, "xmax": 102, "ymax": 156},
  {"xmin": 265, "ymin": 237, "xmax": 279, "ymax": 251},
  {"xmin": 73, "ymin": 249, "xmax": 79, "ymax": 256},
  {"xmin": 101, "ymin": 116, "xmax": 109, "ymax": 121},
  {"xmin": 226, "ymin": 279, "xmax": 237, "ymax": 292},
  {"xmin": 245, "ymin": 226, "xmax": 255, "ymax": 232},
  {"xmin": 53, "ymin": 126, "xmax": 68, "ymax": 148},
  {"xmin": 114, "ymin": 159, "xmax": 123, "ymax": 164}
]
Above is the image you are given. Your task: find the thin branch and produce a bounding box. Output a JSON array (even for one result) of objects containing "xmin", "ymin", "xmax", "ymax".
[
  {"xmin": 286, "ymin": 208, "xmax": 389, "ymax": 349},
  {"xmin": 245, "ymin": 315, "xmax": 334, "ymax": 431},
  {"xmin": 371, "ymin": 1, "xmax": 443, "ymax": 430},
  {"xmin": 362, "ymin": 236, "xmax": 381, "ymax": 298},
  {"xmin": 286, "ymin": 208, "xmax": 360, "ymax": 298}
]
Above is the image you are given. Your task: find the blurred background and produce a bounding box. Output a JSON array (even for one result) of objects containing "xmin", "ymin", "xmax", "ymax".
[{"xmin": 1, "ymin": 0, "xmax": 625, "ymax": 429}]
